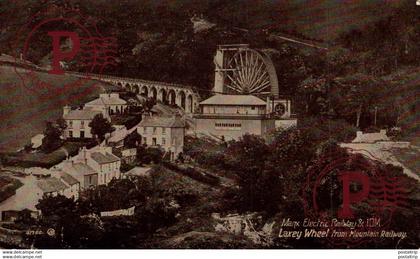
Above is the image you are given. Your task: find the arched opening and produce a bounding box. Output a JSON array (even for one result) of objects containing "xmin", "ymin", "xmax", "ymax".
[
  {"xmin": 150, "ymin": 87, "xmax": 157, "ymax": 100},
  {"xmin": 141, "ymin": 85, "xmax": 148, "ymax": 97},
  {"xmin": 158, "ymin": 88, "xmax": 167, "ymax": 103},
  {"xmin": 179, "ymin": 91, "xmax": 186, "ymax": 110},
  {"xmin": 125, "ymin": 83, "xmax": 130, "ymax": 91},
  {"xmin": 117, "ymin": 82, "xmax": 123, "ymax": 88},
  {"xmin": 187, "ymin": 94, "xmax": 194, "ymax": 113},
  {"xmin": 168, "ymin": 90, "xmax": 176, "ymax": 106},
  {"xmin": 133, "ymin": 84, "xmax": 140, "ymax": 94}
]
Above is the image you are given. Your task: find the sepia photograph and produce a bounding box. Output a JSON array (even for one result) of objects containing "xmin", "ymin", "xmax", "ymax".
[{"xmin": 0, "ymin": 0, "xmax": 418, "ymax": 255}]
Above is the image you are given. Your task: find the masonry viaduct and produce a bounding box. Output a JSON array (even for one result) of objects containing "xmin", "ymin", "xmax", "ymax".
[{"xmin": 74, "ymin": 73, "xmax": 200, "ymax": 114}]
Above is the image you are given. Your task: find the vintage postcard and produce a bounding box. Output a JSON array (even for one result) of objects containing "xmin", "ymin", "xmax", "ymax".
[{"xmin": 0, "ymin": 0, "xmax": 418, "ymax": 253}]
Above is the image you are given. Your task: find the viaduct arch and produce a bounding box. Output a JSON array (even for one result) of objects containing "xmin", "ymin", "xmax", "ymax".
[{"xmin": 75, "ymin": 73, "xmax": 200, "ymax": 114}]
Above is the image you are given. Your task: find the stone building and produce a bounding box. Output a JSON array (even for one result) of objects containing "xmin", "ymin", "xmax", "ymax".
[
  {"xmin": 59, "ymin": 145, "xmax": 121, "ymax": 188},
  {"xmin": 62, "ymin": 106, "xmax": 109, "ymax": 139},
  {"xmin": 194, "ymin": 94, "xmax": 275, "ymax": 140},
  {"xmin": 137, "ymin": 115, "xmax": 185, "ymax": 160},
  {"xmin": 85, "ymin": 93, "xmax": 128, "ymax": 114}
]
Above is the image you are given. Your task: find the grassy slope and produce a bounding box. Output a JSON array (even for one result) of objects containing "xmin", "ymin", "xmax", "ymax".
[{"xmin": 0, "ymin": 65, "xmax": 116, "ymax": 153}]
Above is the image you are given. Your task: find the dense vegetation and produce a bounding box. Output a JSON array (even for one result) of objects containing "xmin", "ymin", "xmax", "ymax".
[
  {"xmin": 184, "ymin": 126, "xmax": 419, "ymax": 248},
  {"xmin": 0, "ymin": 0, "xmax": 418, "ymax": 133}
]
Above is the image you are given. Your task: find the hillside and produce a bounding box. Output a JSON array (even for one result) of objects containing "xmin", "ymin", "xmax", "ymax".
[
  {"xmin": 0, "ymin": 65, "xmax": 116, "ymax": 152},
  {"xmin": 0, "ymin": 0, "xmax": 418, "ymax": 150}
]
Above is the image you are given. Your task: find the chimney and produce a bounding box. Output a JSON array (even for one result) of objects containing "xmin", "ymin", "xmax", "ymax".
[
  {"xmin": 81, "ymin": 147, "xmax": 88, "ymax": 164},
  {"xmin": 63, "ymin": 105, "xmax": 71, "ymax": 116}
]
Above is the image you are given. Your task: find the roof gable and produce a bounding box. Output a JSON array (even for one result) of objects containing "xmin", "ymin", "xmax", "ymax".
[
  {"xmin": 37, "ymin": 177, "xmax": 67, "ymax": 193},
  {"xmin": 138, "ymin": 116, "xmax": 185, "ymax": 128},
  {"xmin": 63, "ymin": 108, "xmax": 102, "ymax": 120},
  {"xmin": 200, "ymin": 94, "xmax": 266, "ymax": 106},
  {"xmin": 91, "ymin": 152, "xmax": 120, "ymax": 164},
  {"xmin": 59, "ymin": 172, "xmax": 79, "ymax": 186}
]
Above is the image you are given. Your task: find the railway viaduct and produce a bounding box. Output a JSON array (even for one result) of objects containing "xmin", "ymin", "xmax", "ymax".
[{"xmin": 74, "ymin": 73, "xmax": 200, "ymax": 114}]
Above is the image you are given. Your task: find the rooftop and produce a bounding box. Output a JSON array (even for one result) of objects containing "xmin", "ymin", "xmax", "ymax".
[
  {"xmin": 124, "ymin": 167, "xmax": 152, "ymax": 177},
  {"xmin": 36, "ymin": 177, "xmax": 67, "ymax": 193},
  {"xmin": 200, "ymin": 94, "xmax": 266, "ymax": 106},
  {"xmin": 86, "ymin": 93, "xmax": 127, "ymax": 106},
  {"xmin": 352, "ymin": 130, "xmax": 390, "ymax": 144},
  {"xmin": 63, "ymin": 107, "xmax": 102, "ymax": 120},
  {"xmin": 108, "ymin": 126, "xmax": 138, "ymax": 143},
  {"xmin": 65, "ymin": 162, "xmax": 97, "ymax": 176},
  {"xmin": 58, "ymin": 171, "xmax": 79, "ymax": 186},
  {"xmin": 139, "ymin": 115, "xmax": 185, "ymax": 128},
  {"xmin": 91, "ymin": 152, "xmax": 120, "ymax": 164}
]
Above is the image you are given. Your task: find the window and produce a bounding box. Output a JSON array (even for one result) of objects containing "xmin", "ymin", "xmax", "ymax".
[
  {"xmin": 69, "ymin": 121, "xmax": 73, "ymax": 128},
  {"xmin": 81, "ymin": 120, "xmax": 85, "ymax": 128},
  {"xmin": 144, "ymin": 127, "xmax": 148, "ymax": 134},
  {"xmin": 152, "ymin": 138, "xmax": 157, "ymax": 146},
  {"xmin": 162, "ymin": 138, "xmax": 166, "ymax": 145},
  {"xmin": 69, "ymin": 131, "xmax": 73, "ymax": 138},
  {"xmin": 142, "ymin": 137, "xmax": 147, "ymax": 144},
  {"xmin": 162, "ymin": 128, "xmax": 166, "ymax": 135},
  {"xmin": 80, "ymin": 131, "xmax": 85, "ymax": 138},
  {"xmin": 153, "ymin": 127, "xmax": 157, "ymax": 134}
]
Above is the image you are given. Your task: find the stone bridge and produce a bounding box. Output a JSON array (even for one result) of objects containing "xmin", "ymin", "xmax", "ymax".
[{"xmin": 74, "ymin": 73, "xmax": 200, "ymax": 114}]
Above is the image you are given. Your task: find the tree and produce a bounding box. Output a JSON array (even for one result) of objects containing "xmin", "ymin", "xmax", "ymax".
[
  {"xmin": 224, "ymin": 134, "xmax": 282, "ymax": 213},
  {"xmin": 35, "ymin": 195, "xmax": 81, "ymax": 248},
  {"xmin": 124, "ymin": 131, "xmax": 142, "ymax": 148},
  {"xmin": 144, "ymin": 147, "xmax": 164, "ymax": 164},
  {"xmin": 89, "ymin": 114, "xmax": 114, "ymax": 142},
  {"xmin": 56, "ymin": 118, "xmax": 67, "ymax": 133},
  {"xmin": 41, "ymin": 121, "xmax": 62, "ymax": 153},
  {"xmin": 330, "ymin": 74, "xmax": 384, "ymax": 128},
  {"xmin": 141, "ymin": 97, "xmax": 156, "ymax": 115}
]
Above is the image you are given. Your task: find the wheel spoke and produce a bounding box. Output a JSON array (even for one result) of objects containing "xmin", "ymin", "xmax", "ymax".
[
  {"xmin": 225, "ymin": 84, "xmax": 242, "ymax": 93},
  {"xmin": 226, "ymin": 74, "xmax": 244, "ymax": 92},
  {"xmin": 250, "ymin": 80, "xmax": 270, "ymax": 93},
  {"xmin": 248, "ymin": 58, "xmax": 265, "ymax": 90},
  {"xmin": 250, "ymin": 71, "xmax": 269, "ymax": 92},
  {"xmin": 233, "ymin": 56, "xmax": 246, "ymax": 89}
]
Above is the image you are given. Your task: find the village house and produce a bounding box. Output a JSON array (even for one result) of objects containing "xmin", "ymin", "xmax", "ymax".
[
  {"xmin": 85, "ymin": 93, "xmax": 128, "ymax": 115},
  {"xmin": 56, "ymin": 171, "xmax": 80, "ymax": 199},
  {"xmin": 137, "ymin": 115, "xmax": 185, "ymax": 160},
  {"xmin": 107, "ymin": 125, "xmax": 138, "ymax": 149},
  {"xmin": 63, "ymin": 106, "xmax": 110, "ymax": 139},
  {"xmin": 36, "ymin": 177, "xmax": 68, "ymax": 199},
  {"xmin": 71, "ymin": 145, "xmax": 122, "ymax": 186},
  {"xmin": 194, "ymin": 94, "xmax": 275, "ymax": 140},
  {"xmin": 352, "ymin": 130, "xmax": 390, "ymax": 143},
  {"xmin": 61, "ymin": 161, "xmax": 98, "ymax": 190}
]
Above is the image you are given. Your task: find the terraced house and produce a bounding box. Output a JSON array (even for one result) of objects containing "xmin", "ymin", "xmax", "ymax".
[
  {"xmin": 63, "ymin": 105, "xmax": 110, "ymax": 139},
  {"xmin": 137, "ymin": 115, "xmax": 185, "ymax": 160}
]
